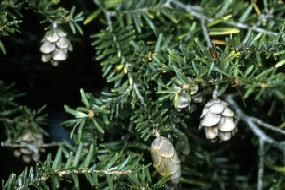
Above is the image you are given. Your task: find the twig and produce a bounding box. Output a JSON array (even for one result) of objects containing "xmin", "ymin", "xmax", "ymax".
[
  {"xmin": 171, "ymin": 0, "xmax": 212, "ymax": 48},
  {"xmin": 257, "ymin": 139, "xmax": 264, "ymax": 190},
  {"xmin": 252, "ymin": 118, "xmax": 285, "ymax": 136},
  {"xmin": 133, "ymin": 82, "xmax": 146, "ymax": 106},
  {"xmin": 227, "ymin": 21, "xmax": 278, "ymax": 36},
  {"xmin": 225, "ymin": 94, "xmax": 285, "ymax": 190},
  {"xmin": 16, "ymin": 168, "xmax": 131, "ymax": 190},
  {"xmin": 171, "ymin": 0, "xmax": 207, "ymax": 20},
  {"xmin": 1, "ymin": 141, "xmax": 63, "ymax": 148},
  {"xmin": 55, "ymin": 168, "xmax": 131, "ymax": 176},
  {"xmin": 201, "ymin": 18, "xmax": 213, "ymax": 48},
  {"xmin": 283, "ymin": 142, "xmax": 285, "ymax": 166},
  {"xmin": 225, "ymin": 94, "xmax": 273, "ymax": 143},
  {"xmin": 127, "ymin": 72, "xmax": 146, "ymax": 106},
  {"xmin": 0, "ymin": 118, "xmax": 15, "ymax": 123},
  {"xmin": 93, "ymin": 0, "xmax": 113, "ymax": 29},
  {"xmin": 170, "ymin": 0, "xmax": 278, "ymax": 36},
  {"xmin": 225, "ymin": 94, "xmax": 285, "ymax": 151}
]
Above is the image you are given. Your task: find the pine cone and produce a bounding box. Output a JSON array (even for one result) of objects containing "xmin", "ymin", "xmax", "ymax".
[
  {"xmin": 200, "ymin": 99, "xmax": 237, "ymax": 142},
  {"xmin": 151, "ymin": 135, "xmax": 181, "ymax": 184},
  {"xmin": 13, "ymin": 130, "xmax": 45, "ymax": 163},
  {"xmin": 39, "ymin": 24, "xmax": 72, "ymax": 66}
]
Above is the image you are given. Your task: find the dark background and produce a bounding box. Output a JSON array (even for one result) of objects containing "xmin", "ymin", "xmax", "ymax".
[{"xmin": 0, "ymin": 1, "xmax": 105, "ymax": 180}]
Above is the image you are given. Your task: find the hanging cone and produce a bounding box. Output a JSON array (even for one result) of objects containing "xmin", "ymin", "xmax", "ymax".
[
  {"xmin": 200, "ymin": 99, "xmax": 237, "ymax": 142},
  {"xmin": 173, "ymin": 82, "xmax": 202, "ymax": 111},
  {"xmin": 151, "ymin": 135, "xmax": 181, "ymax": 184},
  {"xmin": 39, "ymin": 24, "xmax": 72, "ymax": 66}
]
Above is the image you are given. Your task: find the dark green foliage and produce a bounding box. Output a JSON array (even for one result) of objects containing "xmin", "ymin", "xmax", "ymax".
[
  {"xmin": 1, "ymin": 0, "xmax": 285, "ymax": 189},
  {"xmin": 2, "ymin": 143, "xmax": 155, "ymax": 190}
]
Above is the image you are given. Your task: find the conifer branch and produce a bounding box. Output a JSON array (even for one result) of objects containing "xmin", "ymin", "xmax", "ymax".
[
  {"xmin": 16, "ymin": 168, "xmax": 131, "ymax": 190},
  {"xmin": 225, "ymin": 94, "xmax": 285, "ymax": 190},
  {"xmin": 2, "ymin": 0, "xmax": 285, "ymax": 189},
  {"xmin": 90, "ymin": 6, "xmax": 144, "ymax": 109},
  {"xmin": 252, "ymin": 118, "xmax": 285, "ymax": 136},
  {"xmin": 225, "ymin": 94, "xmax": 285, "ymax": 149},
  {"xmin": 171, "ymin": 0, "xmax": 279, "ymax": 36}
]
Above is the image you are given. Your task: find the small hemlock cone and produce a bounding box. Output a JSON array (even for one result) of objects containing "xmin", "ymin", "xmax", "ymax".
[
  {"xmin": 173, "ymin": 79, "xmax": 202, "ymax": 111},
  {"xmin": 39, "ymin": 25, "xmax": 72, "ymax": 66},
  {"xmin": 151, "ymin": 136, "xmax": 181, "ymax": 184},
  {"xmin": 13, "ymin": 130, "xmax": 45, "ymax": 163},
  {"xmin": 200, "ymin": 99, "xmax": 237, "ymax": 142}
]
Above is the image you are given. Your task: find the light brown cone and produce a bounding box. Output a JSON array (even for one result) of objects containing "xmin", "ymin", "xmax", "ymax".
[{"xmin": 151, "ymin": 136, "xmax": 181, "ymax": 184}]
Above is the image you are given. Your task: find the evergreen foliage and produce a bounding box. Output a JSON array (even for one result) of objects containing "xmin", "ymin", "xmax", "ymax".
[{"xmin": 1, "ymin": 0, "xmax": 285, "ymax": 189}]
